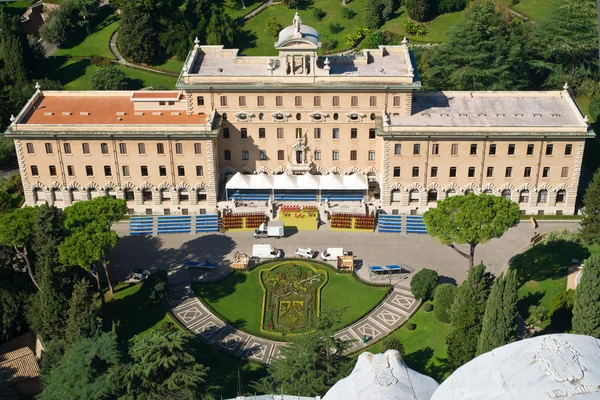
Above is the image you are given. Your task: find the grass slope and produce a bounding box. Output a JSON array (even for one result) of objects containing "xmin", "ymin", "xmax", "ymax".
[
  {"xmin": 54, "ymin": 15, "xmax": 119, "ymax": 59},
  {"xmin": 511, "ymin": 0, "xmax": 563, "ymax": 21}
]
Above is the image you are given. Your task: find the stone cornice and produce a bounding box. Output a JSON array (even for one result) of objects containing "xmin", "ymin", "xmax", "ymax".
[{"xmin": 4, "ymin": 129, "xmax": 219, "ymax": 139}]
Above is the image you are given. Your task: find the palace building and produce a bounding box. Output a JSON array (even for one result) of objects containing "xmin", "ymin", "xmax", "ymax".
[{"xmin": 5, "ymin": 13, "xmax": 594, "ymax": 215}]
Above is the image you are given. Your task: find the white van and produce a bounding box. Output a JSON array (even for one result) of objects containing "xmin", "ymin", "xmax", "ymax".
[
  {"xmin": 252, "ymin": 244, "xmax": 283, "ymax": 259},
  {"xmin": 320, "ymin": 247, "xmax": 348, "ymax": 261}
]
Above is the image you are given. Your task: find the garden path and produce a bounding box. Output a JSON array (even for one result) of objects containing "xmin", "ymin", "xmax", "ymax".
[{"xmin": 168, "ymin": 267, "xmax": 418, "ymax": 364}]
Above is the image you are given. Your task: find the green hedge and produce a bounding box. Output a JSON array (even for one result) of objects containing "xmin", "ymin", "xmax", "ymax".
[{"xmin": 520, "ymin": 214, "xmax": 581, "ymax": 221}]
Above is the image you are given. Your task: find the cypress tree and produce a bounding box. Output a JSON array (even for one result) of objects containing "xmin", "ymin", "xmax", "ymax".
[
  {"xmin": 118, "ymin": 4, "xmax": 158, "ymax": 64},
  {"xmin": 572, "ymin": 254, "xmax": 600, "ymax": 337},
  {"xmin": 65, "ymin": 279, "xmax": 101, "ymax": 345},
  {"xmin": 364, "ymin": 0, "xmax": 384, "ymax": 29},
  {"xmin": 580, "ymin": 170, "xmax": 600, "ymax": 244}
]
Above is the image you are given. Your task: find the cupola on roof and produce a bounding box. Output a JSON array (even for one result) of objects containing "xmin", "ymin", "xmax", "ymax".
[{"xmin": 275, "ymin": 12, "xmax": 319, "ymax": 48}]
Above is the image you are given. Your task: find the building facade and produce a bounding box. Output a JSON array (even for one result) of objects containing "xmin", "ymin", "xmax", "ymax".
[{"xmin": 6, "ymin": 14, "xmax": 594, "ymax": 215}]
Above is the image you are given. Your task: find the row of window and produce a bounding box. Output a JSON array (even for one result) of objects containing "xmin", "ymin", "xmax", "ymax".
[
  {"xmin": 224, "ymin": 149, "xmax": 377, "ymax": 162},
  {"xmin": 209, "ymin": 95, "xmax": 402, "ymax": 108},
  {"xmin": 395, "ymin": 189, "xmax": 566, "ymax": 204},
  {"xmin": 225, "ymin": 127, "xmax": 378, "ymax": 140},
  {"xmin": 27, "ymin": 142, "xmax": 203, "ymax": 156},
  {"xmin": 393, "ymin": 143, "xmax": 573, "ymax": 156},
  {"xmin": 392, "ymin": 165, "xmax": 569, "ymax": 179},
  {"xmin": 31, "ymin": 165, "xmax": 204, "ymax": 178}
]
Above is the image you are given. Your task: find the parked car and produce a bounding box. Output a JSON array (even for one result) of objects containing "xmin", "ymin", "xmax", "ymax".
[
  {"xmin": 320, "ymin": 247, "xmax": 348, "ymax": 261},
  {"xmin": 295, "ymin": 248, "xmax": 314, "ymax": 258},
  {"xmin": 130, "ymin": 268, "xmax": 150, "ymax": 281}
]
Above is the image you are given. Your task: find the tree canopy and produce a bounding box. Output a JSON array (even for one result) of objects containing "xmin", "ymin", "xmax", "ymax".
[
  {"xmin": 581, "ymin": 170, "xmax": 600, "ymax": 243},
  {"xmin": 90, "ymin": 66, "xmax": 129, "ymax": 90},
  {"xmin": 572, "ymin": 254, "xmax": 600, "ymax": 337}
]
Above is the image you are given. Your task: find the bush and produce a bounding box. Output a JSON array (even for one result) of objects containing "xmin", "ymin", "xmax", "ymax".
[
  {"xmin": 404, "ymin": 20, "xmax": 428, "ymax": 37},
  {"xmin": 342, "ymin": 7, "xmax": 357, "ymax": 19},
  {"xmin": 313, "ymin": 7, "xmax": 326, "ymax": 20},
  {"xmin": 329, "ymin": 23, "xmax": 344, "ymax": 34},
  {"xmin": 381, "ymin": 337, "xmax": 404, "ymax": 355},
  {"xmin": 406, "ymin": 322, "xmax": 416, "ymax": 331},
  {"xmin": 40, "ymin": 0, "xmax": 83, "ymax": 46},
  {"xmin": 142, "ymin": 269, "xmax": 168, "ymax": 305},
  {"xmin": 437, "ymin": 0, "xmax": 467, "ymax": 14},
  {"xmin": 361, "ymin": 31, "xmax": 387, "ymax": 49},
  {"xmin": 434, "ymin": 283, "xmax": 456, "ymax": 323},
  {"xmin": 266, "ymin": 16, "xmax": 282, "ymax": 37},
  {"xmin": 90, "ymin": 55, "xmax": 113, "ymax": 67},
  {"xmin": 405, "ymin": 0, "xmax": 430, "ymax": 22},
  {"xmin": 423, "ymin": 303, "xmax": 434, "ymax": 312},
  {"xmin": 345, "ymin": 27, "xmax": 369, "ymax": 47},
  {"xmin": 544, "ymin": 229, "xmax": 580, "ymax": 244},
  {"xmin": 526, "ymin": 305, "xmax": 547, "ymax": 325},
  {"xmin": 548, "ymin": 289, "xmax": 575, "ymax": 332},
  {"xmin": 410, "ymin": 268, "xmax": 439, "ymax": 300},
  {"xmin": 90, "ymin": 66, "xmax": 129, "ymax": 90}
]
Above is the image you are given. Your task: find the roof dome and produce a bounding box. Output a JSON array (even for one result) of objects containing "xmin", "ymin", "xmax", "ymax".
[{"xmin": 275, "ymin": 12, "xmax": 319, "ymax": 48}]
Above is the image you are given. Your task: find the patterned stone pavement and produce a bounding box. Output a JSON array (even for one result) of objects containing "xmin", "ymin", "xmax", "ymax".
[{"xmin": 169, "ymin": 279, "xmax": 418, "ymax": 364}]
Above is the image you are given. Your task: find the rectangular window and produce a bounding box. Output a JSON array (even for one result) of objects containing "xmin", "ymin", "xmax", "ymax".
[
  {"xmin": 333, "ymin": 128, "xmax": 339, "ymax": 139},
  {"xmin": 242, "ymin": 150, "xmax": 249, "ymax": 161},
  {"xmin": 412, "ymin": 167, "xmax": 419, "ymax": 177},
  {"xmin": 543, "ymin": 167, "xmax": 550, "ymax": 178},
  {"xmin": 368, "ymin": 151, "xmax": 375, "ymax": 161},
  {"xmin": 393, "ymin": 167, "xmax": 401, "ymax": 177},
  {"xmin": 314, "ymin": 96, "xmax": 321, "ymax": 107},
  {"xmin": 122, "ymin": 165, "xmax": 130, "ymax": 177},
  {"xmin": 239, "ymin": 96, "xmax": 246, "ymax": 107},
  {"xmin": 350, "ymin": 150, "xmax": 357, "ymax": 161},
  {"xmin": 296, "ymin": 128, "xmax": 302, "ymax": 139},
  {"xmin": 119, "ymin": 143, "xmax": 127, "ymax": 154},
  {"xmin": 223, "ymin": 128, "xmax": 230, "ymax": 139},
  {"xmin": 260, "ymin": 150, "xmax": 267, "ymax": 160},
  {"xmin": 527, "ymin": 144, "xmax": 534, "ymax": 155},
  {"xmin": 196, "ymin": 166, "xmax": 204, "ymax": 176},
  {"xmin": 524, "ymin": 167, "xmax": 531, "ymax": 177},
  {"xmin": 413, "ymin": 144, "xmax": 421, "ymax": 155},
  {"xmin": 26, "ymin": 143, "xmax": 34, "ymax": 154},
  {"xmin": 140, "ymin": 166, "xmax": 148, "ymax": 177},
  {"xmin": 259, "ymin": 128, "xmax": 266, "ymax": 139},
  {"xmin": 468, "ymin": 167, "xmax": 475, "ymax": 177},
  {"xmin": 369, "ymin": 128, "xmax": 376, "ymax": 139},
  {"xmin": 67, "ymin": 165, "xmax": 74, "ymax": 176},
  {"xmin": 487, "ymin": 167, "xmax": 494, "ymax": 177},
  {"xmin": 393, "ymin": 96, "xmax": 400, "ymax": 107},
  {"xmin": 432, "ymin": 144, "xmax": 439, "ymax": 155},
  {"xmin": 157, "ymin": 143, "xmax": 165, "ymax": 154},
  {"xmin": 314, "ymin": 128, "xmax": 321, "ymax": 139},
  {"xmin": 489, "ymin": 144, "xmax": 496, "ymax": 155},
  {"xmin": 505, "ymin": 167, "xmax": 513, "ymax": 177},
  {"xmin": 277, "ymin": 128, "xmax": 284, "ymax": 139},
  {"xmin": 45, "ymin": 143, "xmax": 53, "ymax": 154},
  {"xmin": 332, "ymin": 150, "xmax": 339, "ymax": 161},
  {"xmin": 177, "ymin": 166, "xmax": 185, "ymax": 176},
  {"xmin": 175, "ymin": 143, "xmax": 183, "ymax": 155},
  {"xmin": 394, "ymin": 144, "xmax": 401, "ymax": 155},
  {"xmin": 351, "ymin": 128, "xmax": 358, "ymax": 139},
  {"xmin": 370, "ymin": 96, "xmax": 377, "ymax": 107},
  {"xmin": 546, "ymin": 144, "xmax": 553, "ymax": 155},
  {"xmin": 257, "ymin": 96, "xmax": 264, "ymax": 107},
  {"xmin": 451, "ymin": 144, "xmax": 458, "ymax": 155},
  {"xmin": 138, "ymin": 143, "xmax": 146, "ymax": 154},
  {"xmin": 197, "ymin": 96, "xmax": 204, "ymax": 106},
  {"xmin": 49, "ymin": 165, "xmax": 57, "ymax": 176},
  {"xmin": 430, "ymin": 166, "xmax": 438, "ymax": 177},
  {"xmin": 104, "ymin": 166, "xmax": 112, "ymax": 176},
  {"xmin": 101, "ymin": 143, "xmax": 109, "ymax": 154},
  {"xmin": 561, "ymin": 167, "xmax": 569, "ymax": 178},
  {"xmin": 508, "ymin": 144, "xmax": 515, "ymax": 155},
  {"xmin": 278, "ymin": 150, "xmax": 284, "ymax": 160},
  {"xmin": 333, "ymin": 96, "xmax": 340, "ymax": 107},
  {"xmin": 565, "ymin": 144, "xmax": 573, "ymax": 155},
  {"xmin": 159, "ymin": 166, "xmax": 167, "ymax": 177},
  {"xmin": 241, "ymin": 128, "xmax": 248, "ymax": 139},
  {"xmin": 276, "ymin": 96, "xmax": 283, "ymax": 107},
  {"xmin": 86, "ymin": 166, "xmax": 94, "ymax": 176},
  {"xmin": 449, "ymin": 167, "xmax": 457, "ymax": 177},
  {"xmin": 82, "ymin": 143, "xmax": 90, "ymax": 154},
  {"xmin": 295, "ymin": 96, "xmax": 302, "ymax": 107},
  {"xmin": 220, "ymin": 96, "xmax": 227, "ymax": 107},
  {"xmin": 194, "ymin": 143, "xmax": 201, "ymax": 154},
  {"xmin": 351, "ymin": 96, "xmax": 358, "ymax": 107},
  {"xmin": 63, "ymin": 143, "xmax": 71, "ymax": 154},
  {"xmin": 470, "ymin": 144, "xmax": 477, "ymax": 155},
  {"xmin": 314, "ymin": 150, "xmax": 321, "ymax": 160},
  {"xmin": 31, "ymin": 165, "xmax": 38, "ymax": 176},
  {"xmin": 224, "ymin": 150, "xmax": 231, "ymax": 160}
]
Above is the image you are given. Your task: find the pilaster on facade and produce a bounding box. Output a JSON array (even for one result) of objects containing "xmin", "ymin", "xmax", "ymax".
[
  {"xmin": 134, "ymin": 190, "xmax": 143, "ymax": 206},
  {"xmin": 171, "ymin": 189, "xmax": 180, "ymax": 206},
  {"xmin": 190, "ymin": 189, "xmax": 198, "ymax": 205},
  {"xmin": 185, "ymin": 91, "xmax": 194, "ymax": 115},
  {"xmin": 153, "ymin": 189, "xmax": 161, "ymax": 206},
  {"xmin": 380, "ymin": 141, "xmax": 391, "ymax": 206},
  {"xmin": 206, "ymin": 138, "xmax": 218, "ymax": 210}
]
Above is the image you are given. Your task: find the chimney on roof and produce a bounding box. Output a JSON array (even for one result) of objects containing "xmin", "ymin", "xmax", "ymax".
[{"xmin": 61, "ymin": 112, "xmax": 72, "ymax": 116}]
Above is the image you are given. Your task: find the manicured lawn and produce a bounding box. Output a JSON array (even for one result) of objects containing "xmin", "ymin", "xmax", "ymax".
[
  {"xmin": 194, "ymin": 262, "xmax": 389, "ymax": 339},
  {"xmin": 151, "ymin": 57, "xmax": 184, "ymax": 75},
  {"xmin": 225, "ymin": 0, "xmax": 265, "ymax": 20},
  {"xmin": 511, "ymin": 0, "xmax": 563, "ymax": 21},
  {"xmin": 0, "ymin": 1, "xmax": 33, "ymax": 16},
  {"xmin": 360, "ymin": 304, "xmax": 452, "ymax": 382},
  {"xmin": 55, "ymin": 14, "xmax": 119, "ymax": 59},
  {"xmin": 381, "ymin": 7, "xmax": 465, "ymax": 44}
]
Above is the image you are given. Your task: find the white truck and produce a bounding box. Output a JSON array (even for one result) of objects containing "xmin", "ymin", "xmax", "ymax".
[
  {"xmin": 252, "ymin": 244, "xmax": 283, "ymax": 259},
  {"xmin": 253, "ymin": 221, "xmax": 284, "ymax": 239},
  {"xmin": 320, "ymin": 247, "xmax": 348, "ymax": 261},
  {"xmin": 295, "ymin": 248, "xmax": 314, "ymax": 259}
]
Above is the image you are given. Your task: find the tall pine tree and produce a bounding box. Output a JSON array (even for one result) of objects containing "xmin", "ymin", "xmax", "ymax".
[
  {"xmin": 118, "ymin": 4, "xmax": 159, "ymax": 64},
  {"xmin": 476, "ymin": 270, "xmax": 518, "ymax": 355},
  {"xmin": 65, "ymin": 279, "xmax": 101, "ymax": 345},
  {"xmin": 572, "ymin": 254, "xmax": 600, "ymax": 337},
  {"xmin": 580, "ymin": 170, "xmax": 600, "ymax": 243}
]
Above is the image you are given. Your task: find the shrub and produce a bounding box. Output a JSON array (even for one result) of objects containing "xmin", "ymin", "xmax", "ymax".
[
  {"xmin": 142, "ymin": 269, "xmax": 168, "ymax": 305},
  {"xmin": 329, "ymin": 23, "xmax": 344, "ymax": 34},
  {"xmin": 90, "ymin": 55, "xmax": 113, "ymax": 67},
  {"xmin": 410, "ymin": 268, "xmax": 439, "ymax": 300},
  {"xmin": 434, "ymin": 283, "xmax": 456, "ymax": 323},
  {"xmin": 544, "ymin": 229, "xmax": 580, "ymax": 244},
  {"xmin": 365, "ymin": 0, "xmax": 384, "ymax": 29},
  {"xmin": 548, "ymin": 289, "xmax": 575, "ymax": 332},
  {"xmin": 40, "ymin": 0, "xmax": 83, "ymax": 46},
  {"xmin": 405, "ymin": 0, "xmax": 430, "ymax": 22},
  {"xmin": 345, "ymin": 27, "xmax": 369, "ymax": 47},
  {"xmin": 361, "ymin": 31, "xmax": 386, "ymax": 49},
  {"xmin": 526, "ymin": 305, "xmax": 547, "ymax": 325},
  {"xmin": 321, "ymin": 38, "xmax": 338, "ymax": 52},
  {"xmin": 381, "ymin": 337, "xmax": 404, "ymax": 355},
  {"xmin": 342, "ymin": 7, "xmax": 357, "ymax": 19},
  {"xmin": 406, "ymin": 322, "xmax": 416, "ymax": 331},
  {"xmin": 266, "ymin": 16, "xmax": 282, "ymax": 37},
  {"xmin": 404, "ymin": 20, "xmax": 428, "ymax": 37},
  {"xmin": 313, "ymin": 7, "xmax": 326, "ymax": 20},
  {"xmin": 423, "ymin": 303, "xmax": 434, "ymax": 312},
  {"xmin": 90, "ymin": 66, "xmax": 129, "ymax": 90}
]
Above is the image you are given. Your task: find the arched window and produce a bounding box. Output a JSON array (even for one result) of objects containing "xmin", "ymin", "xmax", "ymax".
[
  {"xmin": 179, "ymin": 189, "xmax": 189, "ymax": 203},
  {"xmin": 409, "ymin": 189, "xmax": 419, "ymax": 203},
  {"xmin": 124, "ymin": 188, "xmax": 135, "ymax": 201},
  {"xmin": 391, "ymin": 189, "xmax": 401, "ymax": 203},
  {"xmin": 427, "ymin": 190, "xmax": 438, "ymax": 203},
  {"xmin": 483, "ymin": 189, "xmax": 493, "ymax": 194},
  {"xmin": 70, "ymin": 188, "xmax": 79, "ymax": 202},
  {"xmin": 537, "ymin": 190, "xmax": 548, "ymax": 204},
  {"xmin": 197, "ymin": 188, "xmax": 207, "ymax": 202},
  {"xmin": 519, "ymin": 190, "xmax": 529, "ymax": 203},
  {"xmin": 160, "ymin": 188, "xmax": 171, "ymax": 203},
  {"xmin": 446, "ymin": 189, "xmax": 456, "ymax": 197},
  {"xmin": 142, "ymin": 189, "xmax": 152, "ymax": 203},
  {"xmin": 33, "ymin": 188, "xmax": 42, "ymax": 203},
  {"xmin": 464, "ymin": 189, "xmax": 474, "ymax": 195},
  {"xmin": 556, "ymin": 189, "xmax": 566, "ymax": 204},
  {"xmin": 501, "ymin": 190, "xmax": 511, "ymax": 201}
]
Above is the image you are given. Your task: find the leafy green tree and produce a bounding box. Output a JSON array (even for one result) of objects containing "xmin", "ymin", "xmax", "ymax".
[
  {"xmin": 27, "ymin": 261, "xmax": 68, "ymax": 341},
  {"xmin": 581, "ymin": 170, "xmax": 600, "ymax": 243},
  {"xmin": 38, "ymin": 332, "xmax": 121, "ymax": 400},
  {"xmin": 76, "ymin": 0, "xmax": 100, "ymax": 35},
  {"xmin": 90, "ymin": 66, "xmax": 129, "ymax": 90},
  {"xmin": 252, "ymin": 310, "xmax": 352, "ymax": 396},
  {"xmin": 548, "ymin": 289, "xmax": 575, "ymax": 332},
  {"xmin": 0, "ymin": 262, "xmax": 32, "ymax": 342},
  {"xmin": 205, "ymin": 10, "xmax": 237, "ymax": 46},
  {"xmin": 476, "ymin": 270, "xmax": 518, "ymax": 355},
  {"xmin": 266, "ymin": 16, "xmax": 282, "ymax": 37},
  {"xmin": 572, "ymin": 254, "xmax": 600, "ymax": 336},
  {"xmin": 39, "ymin": 0, "xmax": 82, "ymax": 46},
  {"xmin": 0, "ymin": 207, "xmax": 40, "ymax": 289},
  {"xmin": 421, "ymin": 0, "xmax": 532, "ymax": 90},
  {"xmin": 381, "ymin": 337, "xmax": 404, "ymax": 355},
  {"xmin": 65, "ymin": 279, "xmax": 101, "ymax": 345},
  {"xmin": 365, "ymin": 0, "xmax": 384, "ymax": 29},
  {"xmin": 405, "ymin": 0, "xmax": 430, "ymax": 22},
  {"xmin": 433, "ymin": 283, "xmax": 456, "ymax": 323},
  {"xmin": 437, "ymin": 0, "xmax": 467, "ymax": 13},
  {"xmin": 423, "ymin": 194, "xmax": 520, "ymax": 269},
  {"xmin": 410, "ymin": 268, "xmax": 439, "ymax": 300},
  {"xmin": 118, "ymin": 4, "xmax": 159, "ymax": 64},
  {"xmin": 446, "ymin": 263, "xmax": 491, "ymax": 367}
]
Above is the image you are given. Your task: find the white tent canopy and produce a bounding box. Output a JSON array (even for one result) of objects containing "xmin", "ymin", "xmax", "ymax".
[{"xmin": 225, "ymin": 172, "xmax": 368, "ymax": 191}]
